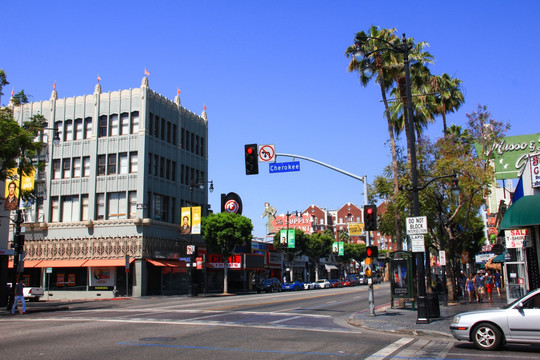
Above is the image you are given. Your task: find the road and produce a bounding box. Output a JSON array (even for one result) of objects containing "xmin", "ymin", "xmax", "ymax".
[{"xmin": 1, "ymin": 283, "xmax": 539, "ymax": 359}]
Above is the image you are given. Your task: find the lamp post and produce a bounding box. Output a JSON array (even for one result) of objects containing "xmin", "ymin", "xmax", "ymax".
[{"xmin": 187, "ymin": 179, "xmax": 213, "ymax": 296}]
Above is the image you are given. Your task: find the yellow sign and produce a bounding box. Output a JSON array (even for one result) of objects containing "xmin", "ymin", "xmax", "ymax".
[
  {"xmin": 192, "ymin": 206, "xmax": 201, "ymax": 235},
  {"xmin": 348, "ymin": 222, "xmax": 364, "ymax": 235},
  {"xmin": 365, "ymin": 268, "xmax": 372, "ymax": 277},
  {"xmin": 180, "ymin": 207, "xmax": 192, "ymax": 234},
  {"xmin": 365, "ymin": 257, "xmax": 373, "ymax": 265}
]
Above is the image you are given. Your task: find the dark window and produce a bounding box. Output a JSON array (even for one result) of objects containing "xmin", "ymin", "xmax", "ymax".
[
  {"xmin": 98, "ymin": 115, "xmax": 107, "ymax": 137},
  {"xmin": 97, "ymin": 155, "xmax": 106, "ymax": 176},
  {"xmin": 167, "ymin": 122, "xmax": 171, "ymax": 143},
  {"xmin": 108, "ymin": 154, "xmax": 117, "ymax": 175},
  {"xmin": 148, "ymin": 152, "xmax": 153, "ymax": 175},
  {"xmin": 154, "ymin": 116, "xmax": 159, "ymax": 137},
  {"xmin": 161, "ymin": 118, "xmax": 165, "ymax": 141},
  {"xmin": 172, "ymin": 124, "xmax": 177, "ymax": 145},
  {"xmin": 160, "ymin": 157, "xmax": 165, "ymax": 178}
]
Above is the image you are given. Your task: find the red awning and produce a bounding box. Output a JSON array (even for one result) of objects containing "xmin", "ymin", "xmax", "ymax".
[
  {"xmin": 146, "ymin": 259, "xmax": 185, "ymax": 268},
  {"xmin": 84, "ymin": 259, "xmax": 134, "ymax": 267},
  {"xmin": 37, "ymin": 260, "xmax": 88, "ymax": 268},
  {"xmin": 8, "ymin": 260, "xmax": 43, "ymax": 269}
]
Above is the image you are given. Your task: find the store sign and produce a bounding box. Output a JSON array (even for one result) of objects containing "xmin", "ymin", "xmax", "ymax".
[
  {"xmin": 476, "ymin": 133, "xmax": 540, "ymax": 180},
  {"xmin": 89, "ymin": 267, "xmax": 116, "ymax": 287},
  {"xmin": 530, "ymin": 153, "xmax": 540, "ymax": 188},
  {"xmin": 505, "ymin": 229, "xmax": 532, "ymax": 248}
]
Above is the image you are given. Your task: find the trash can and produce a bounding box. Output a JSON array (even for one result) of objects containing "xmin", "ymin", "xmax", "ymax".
[{"xmin": 427, "ymin": 292, "xmax": 440, "ymax": 318}]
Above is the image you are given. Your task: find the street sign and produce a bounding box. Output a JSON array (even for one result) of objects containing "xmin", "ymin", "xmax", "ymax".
[
  {"xmin": 505, "ymin": 229, "xmax": 532, "ymax": 248},
  {"xmin": 439, "ymin": 250, "xmax": 446, "ymax": 266},
  {"xmin": 187, "ymin": 245, "xmax": 195, "ymax": 255},
  {"xmin": 258, "ymin": 144, "xmax": 275, "ymax": 163},
  {"xmin": 406, "ymin": 216, "xmax": 428, "ymax": 235},
  {"xmin": 269, "ymin": 161, "xmax": 300, "ymax": 174},
  {"xmin": 410, "ymin": 234, "xmax": 425, "ymax": 252}
]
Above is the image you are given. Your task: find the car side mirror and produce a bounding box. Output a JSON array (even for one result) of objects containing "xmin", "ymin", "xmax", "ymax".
[{"xmin": 516, "ymin": 301, "xmax": 524, "ymax": 310}]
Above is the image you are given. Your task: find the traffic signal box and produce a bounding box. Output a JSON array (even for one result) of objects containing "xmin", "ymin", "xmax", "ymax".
[
  {"xmin": 12, "ymin": 234, "xmax": 25, "ymax": 272},
  {"xmin": 364, "ymin": 204, "xmax": 377, "ymax": 231},
  {"xmin": 365, "ymin": 245, "xmax": 378, "ymax": 278},
  {"xmin": 244, "ymin": 144, "xmax": 259, "ymax": 175}
]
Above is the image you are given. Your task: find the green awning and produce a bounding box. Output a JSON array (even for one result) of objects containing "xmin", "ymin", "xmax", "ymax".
[{"xmin": 499, "ymin": 193, "xmax": 540, "ymax": 232}]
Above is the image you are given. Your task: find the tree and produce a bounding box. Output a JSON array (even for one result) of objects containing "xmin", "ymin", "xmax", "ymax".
[
  {"xmin": 0, "ymin": 69, "xmax": 9, "ymax": 104},
  {"xmin": 201, "ymin": 212, "xmax": 253, "ymax": 294},
  {"xmin": 429, "ymin": 73, "xmax": 465, "ymax": 134},
  {"xmin": 303, "ymin": 232, "xmax": 333, "ymax": 281},
  {"xmin": 11, "ymin": 90, "xmax": 29, "ymax": 106}
]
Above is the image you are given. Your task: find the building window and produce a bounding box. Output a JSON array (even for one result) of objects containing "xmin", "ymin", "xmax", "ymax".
[
  {"xmin": 119, "ymin": 153, "xmax": 128, "ymax": 174},
  {"xmin": 200, "ymin": 137, "xmax": 205, "ymax": 157},
  {"xmin": 129, "ymin": 152, "xmax": 138, "ymax": 173},
  {"xmin": 82, "ymin": 156, "xmax": 91, "ymax": 177},
  {"xmin": 166, "ymin": 159, "xmax": 171, "ymax": 180},
  {"xmin": 64, "ymin": 120, "xmax": 73, "ymax": 142},
  {"xmin": 81, "ymin": 194, "xmax": 89, "ymax": 221},
  {"xmin": 153, "ymin": 154, "xmax": 159, "ymax": 176},
  {"xmin": 98, "ymin": 115, "xmax": 107, "ymax": 137},
  {"xmin": 185, "ymin": 130, "xmax": 190, "ymax": 151},
  {"xmin": 148, "ymin": 152, "xmax": 153, "ymax": 175},
  {"xmin": 97, "ymin": 155, "xmax": 106, "ymax": 176},
  {"xmin": 72, "ymin": 158, "xmax": 81, "ymax": 178},
  {"xmin": 181, "ymin": 128, "xmax": 185, "ymax": 149},
  {"xmin": 191, "ymin": 132, "xmax": 195, "ymax": 153},
  {"xmin": 172, "ymin": 124, "xmax": 177, "ymax": 145},
  {"xmin": 120, "ymin": 113, "xmax": 129, "ymax": 135},
  {"xmin": 53, "ymin": 159, "xmax": 61, "ymax": 179},
  {"xmin": 84, "ymin": 117, "xmax": 93, "ymax": 139},
  {"xmin": 96, "ymin": 193, "xmax": 105, "ymax": 220},
  {"xmin": 153, "ymin": 193, "xmax": 167, "ymax": 221},
  {"xmin": 61, "ymin": 195, "xmax": 80, "ymax": 222},
  {"xmin": 51, "ymin": 197, "xmax": 59, "ymax": 222},
  {"xmin": 172, "ymin": 161, "xmax": 177, "ymax": 182},
  {"xmin": 37, "ymin": 197, "xmax": 44, "ymax": 223},
  {"xmin": 131, "ymin": 111, "xmax": 140, "ymax": 134},
  {"xmin": 161, "ymin": 118, "xmax": 166, "ymax": 141},
  {"xmin": 108, "ymin": 192, "xmax": 127, "ymax": 220},
  {"xmin": 195, "ymin": 135, "xmax": 199, "ymax": 155},
  {"xmin": 62, "ymin": 159, "xmax": 71, "ymax": 178},
  {"xmin": 109, "ymin": 114, "xmax": 119, "ymax": 136},
  {"xmin": 154, "ymin": 116, "xmax": 159, "ymax": 137},
  {"xmin": 167, "ymin": 122, "xmax": 171, "ymax": 143},
  {"xmin": 128, "ymin": 191, "xmax": 137, "ymax": 218},
  {"xmin": 160, "ymin": 157, "xmax": 165, "ymax": 178},
  {"xmin": 107, "ymin": 154, "xmax": 117, "ymax": 175},
  {"xmin": 74, "ymin": 119, "xmax": 83, "ymax": 140}
]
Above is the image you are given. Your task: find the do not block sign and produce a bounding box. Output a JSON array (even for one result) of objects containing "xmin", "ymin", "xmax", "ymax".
[{"xmin": 406, "ymin": 216, "xmax": 428, "ymax": 235}]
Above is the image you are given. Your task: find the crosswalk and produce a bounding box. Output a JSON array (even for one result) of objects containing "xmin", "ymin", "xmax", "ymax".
[{"xmin": 366, "ymin": 337, "xmax": 454, "ymax": 360}]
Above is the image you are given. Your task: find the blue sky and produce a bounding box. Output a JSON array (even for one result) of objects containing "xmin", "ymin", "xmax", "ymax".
[{"xmin": 2, "ymin": 1, "xmax": 539, "ymax": 238}]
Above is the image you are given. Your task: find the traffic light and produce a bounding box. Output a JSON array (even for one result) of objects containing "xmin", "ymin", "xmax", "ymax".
[
  {"xmin": 366, "ymin": 245, "xmax": 378, "ymax": 259},
  {"xmin": 244, "ymin": 144, "xmax": 259, "ymax": 175},
  {"xmin": 12, "ymin": 234, "xmax": 25, "ymax": 273},
  {"xmin": 364, "ymin": 204, "xmax": 377, "ymax": 231}
]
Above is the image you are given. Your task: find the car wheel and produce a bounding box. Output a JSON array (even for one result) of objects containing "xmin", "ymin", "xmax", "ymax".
[{"xmin": 472, "ymin": 323, "xmax": 503, "ymax": 351}]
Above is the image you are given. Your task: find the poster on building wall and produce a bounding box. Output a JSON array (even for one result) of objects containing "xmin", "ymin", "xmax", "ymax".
[
  {"xmin": 192, "ymin": 206, "xmax": 201, "ymax": 234},
  {"xmin": 348, "ymin": 223, "xmax": 364, "ymax": 235},
  {"xmin": 89, "ymin": 267, "xmax": 116, "ymax": 287},
  {"xmin": 181, "ymin": 207, "xmax": 191, "ymax": 234}
]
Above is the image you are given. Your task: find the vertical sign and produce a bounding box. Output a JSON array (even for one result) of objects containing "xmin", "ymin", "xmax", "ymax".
[
  {"xmin": 287, "ymin": 229, "xmax": 295, "ymax": 248},
  {"xmin": 192, "ymin": 206, "xmax": 201, "ymax": 235},
  {"xmin": 181, "ymin": 207, "xmax": 191, "ymax": 234}
]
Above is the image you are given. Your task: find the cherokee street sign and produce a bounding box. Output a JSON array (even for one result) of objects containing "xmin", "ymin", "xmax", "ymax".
[{"xmin": 269, "ymin": 161, "xmax": 300, "ymax": 173}]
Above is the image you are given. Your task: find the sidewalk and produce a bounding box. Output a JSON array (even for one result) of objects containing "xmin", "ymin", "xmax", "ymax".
[{"xmin": 348, "ymin": 292, "xmax": 507, "ymax": 338}]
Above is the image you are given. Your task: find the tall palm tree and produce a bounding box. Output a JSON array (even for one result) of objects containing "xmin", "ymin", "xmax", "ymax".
[
  {"xmin": 345, "ymin": 25, "xmax": 404, "ymax": 249},
  {"xmin": 429, "ymin": 74, "xmax": 464, "ymax": 134}
]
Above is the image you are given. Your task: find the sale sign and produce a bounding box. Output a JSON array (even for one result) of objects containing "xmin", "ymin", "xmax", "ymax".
[{"xmin": 505, "ymin": 229, "xmax": 532, "ymax": 248}]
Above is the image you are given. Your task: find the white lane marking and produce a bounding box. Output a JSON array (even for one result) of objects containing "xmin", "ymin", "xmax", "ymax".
[
  {"xmin": 389, "ymin": 338, "xmax": 429, "ymax": 359},
  {"xmin": 268, "ymin": 315, "xmax": 302, "ymax": 324},
  {"xmin": 365, "ymin": 337, "xmax": 415, "ymax": 360}
]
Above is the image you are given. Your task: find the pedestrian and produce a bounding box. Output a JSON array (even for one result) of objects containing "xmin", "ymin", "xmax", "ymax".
[
  {"xmin": 485, "ymin": 270, "xmax": 494, "ymax": 302},
  {"xmin": 474, "ymin": 271, "xmax": 485, "ymax": 303},
  {"xmin": 494, "ymin": 269, "xmax": 502, "ymax": 296},
  {"xmin": 11, "ymin": 279, "xmax": 26, "ymax": 315},
  {"xmin": 466, "ymin": 273, "xmax": 476, "ymax": 303},
  {"xmin": 458, "ymin": 273, "xmax": 466, "ymax": 298}
]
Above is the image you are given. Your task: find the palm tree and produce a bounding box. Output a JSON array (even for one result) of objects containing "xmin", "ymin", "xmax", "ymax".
[
  {"xmin": 429, "ymin": 74, "xmax": 464, "ymax": 134},
  {"xmin": 345, "ymin": 25, "xmax": 405, "ymax": 249}
]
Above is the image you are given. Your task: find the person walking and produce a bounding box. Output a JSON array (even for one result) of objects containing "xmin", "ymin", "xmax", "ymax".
[
  {"xmin": 466, "ymin": 273, "xmax": 476, "ymax": 303},
  {"xmin": 494, "ymin": 269, "xmax": 502, "ymax": 296},
  {"xmin": 11, "ymin": 279, "xmax": 26, "ymax": 315},
  {"xmin": 485, "ymin": 270, "xmax": 495, "ymax": 302},
  {"xmin": 474, "ymin": 271, "xmax": 485, "ymax": 303}
]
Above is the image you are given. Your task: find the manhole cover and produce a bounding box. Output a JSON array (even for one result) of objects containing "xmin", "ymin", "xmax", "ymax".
[{"xmin": 139, "ymin": 337, "xmax": 176, "ymax": 342}]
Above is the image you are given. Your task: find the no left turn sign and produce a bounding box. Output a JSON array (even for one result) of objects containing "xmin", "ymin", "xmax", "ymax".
[{"xmin": 258, "ymin": 144, "xmax": 275, "ymax": 162}]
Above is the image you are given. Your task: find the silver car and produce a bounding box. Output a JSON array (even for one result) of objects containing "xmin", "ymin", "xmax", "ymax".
[{"xmin": 450, "ymin": 288, "xmax": 540, "ymax": 350}]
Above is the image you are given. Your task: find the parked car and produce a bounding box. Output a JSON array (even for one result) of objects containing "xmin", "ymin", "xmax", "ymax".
[
  {"xmin": 341, "ymin": 279, "xmax": 353, "ymax": 287},
  {"xmin": 450, "ymin": 288, "xmax": 540, "ymax": 350},
  {"xmin": 256, "ymin": 278, "xmax": 281, "ymax": 293},
  {"xmin": 329, "ymin": 279, "xmax": 342, "ymax": 288},
  {"xmin": 7, "ymin": 283, "xmax": 44, "ymax": 302},
  {"xmin": 281, "ymin": 281, "xmax": 303, "ymax": 291},
  {"xmin": 303, "ymin": 281, "xmax": 316, "ymax": 290},
  {"xmin": 315, "ymin": 279, "xmax": 331, "ymax": 289},
  {"xmin": 358, "ymin": 274, "xmax": 368, "ymax": 285}
]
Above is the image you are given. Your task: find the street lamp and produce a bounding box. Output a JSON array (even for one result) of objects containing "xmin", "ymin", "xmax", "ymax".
[
  {"xmin": 355, "ymin": 33, "xmax": 427, "ymax": 323},
  {"xmin": 187, "ymin": 179, "xmax": 213, "ymax": 296}
]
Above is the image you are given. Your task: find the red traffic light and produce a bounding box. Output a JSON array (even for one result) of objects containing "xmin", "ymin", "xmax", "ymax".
[
  {"xmin": 247, "ymin": 147, "xmax": 254, "ymax": 155},
  {"xmin": 366, "ymin": 207, "xmax": 373, "ymax": 215},
  {"xmin": 367, "ymin": 248, "xmax": 373, "ymax": 257}
]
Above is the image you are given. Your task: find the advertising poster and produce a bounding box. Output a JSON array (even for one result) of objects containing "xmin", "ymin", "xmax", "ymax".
[
  {"xmin": 89, "ymin": 267, "xmax": 116, "ymax": 287},
  {"xmin": 180, "ymin": 207, "xmax": 191, "ymax": 234},
  {"xmin": 287, "ymin": 228, "xmax": 295, "ymax": 248},
  {"xmin": 192, "ymin": 206, "xmax": 201, "ymax": 235}
]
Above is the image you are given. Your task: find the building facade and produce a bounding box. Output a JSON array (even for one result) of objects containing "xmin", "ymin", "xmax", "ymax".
[{"xmin": 6, "ymin": 77, "xmax": 209, "ymax": 299}]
